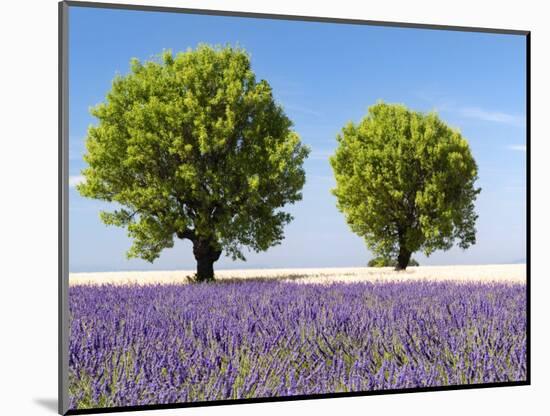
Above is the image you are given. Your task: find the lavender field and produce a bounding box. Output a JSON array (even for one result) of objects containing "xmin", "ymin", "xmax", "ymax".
[{"xmin": 68, "ymin": 280, "xmax": 526, "ymax": 410}]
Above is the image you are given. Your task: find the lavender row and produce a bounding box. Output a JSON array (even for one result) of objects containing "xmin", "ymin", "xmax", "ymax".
[{"xmin": 68, "ymin": 280, "xmax": 526, "ymax": 409}]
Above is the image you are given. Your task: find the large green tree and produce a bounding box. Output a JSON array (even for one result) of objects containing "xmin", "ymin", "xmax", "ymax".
[
  {"xmin": 78, "ymin": 45, "xmax": 309, "ymax": 281},
  {"xmin": 330, "ymin": 102, "xmax": 480, "ymax": 270}
]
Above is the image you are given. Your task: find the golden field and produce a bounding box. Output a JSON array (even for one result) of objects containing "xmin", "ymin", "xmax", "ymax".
[{"xmin": 69, "ymin": 264, "xmax": 526, "ymax": 286}]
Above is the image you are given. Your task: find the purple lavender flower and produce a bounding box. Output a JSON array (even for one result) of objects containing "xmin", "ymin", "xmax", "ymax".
[{"xmin": 68, "ymin": 281, "xmax": 527, "ymax": 409}]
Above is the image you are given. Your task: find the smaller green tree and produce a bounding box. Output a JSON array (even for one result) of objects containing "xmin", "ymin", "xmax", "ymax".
[{"xmin": 330, "ymin": 102, "xmax": 481, "ymax": 270}]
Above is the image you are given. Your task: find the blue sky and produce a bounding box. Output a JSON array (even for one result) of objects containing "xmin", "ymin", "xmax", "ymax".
[{"xmin": 68, "ymin": 6, "xmax": 527, "ymax": 272}]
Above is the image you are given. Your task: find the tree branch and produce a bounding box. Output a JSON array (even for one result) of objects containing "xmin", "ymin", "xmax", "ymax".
[{"xmin": 176, "ymin": 228, "xmax": 196, "ymax": 241}]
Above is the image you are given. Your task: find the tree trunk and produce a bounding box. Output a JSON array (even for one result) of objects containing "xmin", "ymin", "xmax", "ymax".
[
  {"xmin": 192, "ymin": 239, "xmax": 222, "ymax": 282},
  {"xmin": 196, "ymin": 255, "xmax": 215, "ymax": 282},
  {"xmin": 395, "ymin": 246, "xmax": 412, "ymax": 271}
]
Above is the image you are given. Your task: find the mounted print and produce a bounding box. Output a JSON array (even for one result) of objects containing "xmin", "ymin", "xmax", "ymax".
[{"xmin": 59, "ymin": 1, "xmax": 530, "ymax": 414}]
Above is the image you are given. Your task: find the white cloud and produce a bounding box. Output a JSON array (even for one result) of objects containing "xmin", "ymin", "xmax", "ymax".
[
  {"xmin": 308, "ymin": 150, "xmax": 333, "ymax": 160},
  {"xmin": 69, "ymin": 175, "xmax": 85, "ymax": 188},
  {"xmin": 68, "ymin": 137, "xmax": 86, "ymax": 161},
  {"xmin": 459, "ymin": 107, "xmax": 525, "ymax": 126},
  {"xmin": 284, "ymin": 104, "xmax": 321, "ymax": 117},
  {"xmin": 507, "ymin": 144, "xmax": 527, "ymax": 152},
  {"xmin": 69, "ymin": 149, "xmax": 84, "ymax": 161},
  {"xmin": 503, "ymin": 185, "xmax": 526, "ymax": 192},
  {"xmin": 414, "ymin": 92, "xmax": 525, "ymax": 127},
  {"xmin": 308, "ymin": 174, "xmax": 333, "ymax": 180}
]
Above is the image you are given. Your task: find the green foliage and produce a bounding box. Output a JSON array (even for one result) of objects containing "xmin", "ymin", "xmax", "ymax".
[
  {"xmin": 367, "ymin": 257, "xmax": 419, "ymax": 268},
  {"xmin": 330, "ymin": 102, "xmax": 480, "ymax": 266},
  {"xmin": 78, "ymin": 45, "xmax": 309, "ymax": 266}
]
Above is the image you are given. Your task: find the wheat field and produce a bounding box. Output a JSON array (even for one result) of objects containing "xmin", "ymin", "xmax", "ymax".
[{"xmin": 69, "ymin": 264, "xmax": 526, "ymax": 286}]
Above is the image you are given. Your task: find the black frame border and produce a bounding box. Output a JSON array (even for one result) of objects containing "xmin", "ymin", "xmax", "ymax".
[{"xmin": 59, "ymin": 1, "xmax": 531, "ymax": 415}]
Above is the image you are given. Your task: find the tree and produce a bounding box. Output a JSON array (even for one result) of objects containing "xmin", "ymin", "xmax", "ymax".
[
  {"xmin": 77, "ymin": 45, "xmax": 309, "ymax": 282},
  {"xmin": 367, "ymin": 257, "xmax": 419, "ymax": 268},
  {"xmin": 330, "ymin": 102, "xmax": 480, "ymax": 271}
]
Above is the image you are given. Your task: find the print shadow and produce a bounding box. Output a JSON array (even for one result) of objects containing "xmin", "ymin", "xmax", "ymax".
[{"xmin": 33, "ymin": 398, "xmax": 58, "ymax": 413}]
